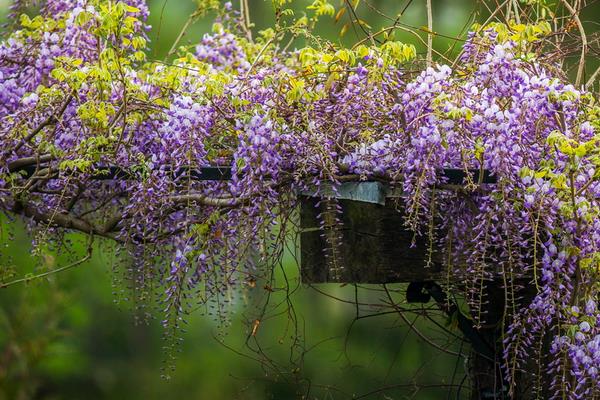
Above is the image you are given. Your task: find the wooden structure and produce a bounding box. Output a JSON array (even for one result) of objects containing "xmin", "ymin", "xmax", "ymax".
[
  {"xmin": 298, "ymin": 179, "xmax": 530, "ymax": 400},
  {"xmin": 298, "ymin": 178, "xmax": 487, "ymax": 283},
  {"xmin": 299, "ymin": 184, "xmax": 444, "ymax": 284}
]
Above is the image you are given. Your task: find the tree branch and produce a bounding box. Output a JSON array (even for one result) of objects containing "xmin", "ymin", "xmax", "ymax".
[
  {"xmin": 0, "ymin": 241, "xmax": 93, "ymax": 289},
  {"xmin": 16, "ymin": 201, "xmax": 120, "ymax": 242},
  {"xmin": 7, "ymin": 154, "xmax": 54, "ymax": 173},
  {"xmin": 426, "ymin": 0, "xmax": 433, "ymax": 67},
  {"xmin": 560, "ymin": 0, "xmax": 586, "ymax": 87},
  {"xmin": 169, "ymin": 193, "xmax": 245, "ymax": 207},
  {"xmin": 13, "ymin": 94, "xmax": 73, "ymax": 152}
]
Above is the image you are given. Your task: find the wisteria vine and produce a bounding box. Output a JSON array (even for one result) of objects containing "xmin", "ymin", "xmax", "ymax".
[{"xmin": 0, "ymin": 0, "xmax": 599, "ymax": 397}]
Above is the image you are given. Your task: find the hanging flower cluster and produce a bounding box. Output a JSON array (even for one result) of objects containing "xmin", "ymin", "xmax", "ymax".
[{"xmin": 0, "ymin": 0, "xmax": 598, "ymax": 396}]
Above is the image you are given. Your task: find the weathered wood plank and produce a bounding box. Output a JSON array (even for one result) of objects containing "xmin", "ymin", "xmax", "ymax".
[{"xmin": 300, "ymin": 195, "xmax": 445, "ymax": 283}]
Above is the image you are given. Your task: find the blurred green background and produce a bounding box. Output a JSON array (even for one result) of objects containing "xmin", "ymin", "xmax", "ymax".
[
  {"xmin": 0, "ymin": 219, "xmax": 465, "ymax": 400},
  {"xmin": 1, "ymin": 1, "xmax": 598, "ymax": 399}
]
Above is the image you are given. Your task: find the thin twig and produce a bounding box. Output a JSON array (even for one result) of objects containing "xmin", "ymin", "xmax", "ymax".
[
  {"xmin": 560, "ymin": 0, "xmax": 587, "ymax": 87},
  {"xmin": 14, "ymin": 94, "xmax": 73, "ymax": 152},
  {"xmin": 243, "ymin": 37, "xmax": 275, "ymax": 80},
  {"xmin": 0, "ymin": 240, "xmax": 93, "ymax": 289},
  {"xmin": 239, "ymin": 0, "xmax": 252, "ymax": 41},
  {"xmin": 426, "ymin": 0, "xmax": 433, "ymax": 67},
  {"xmin": 167, "ymin": 10, "xmax": 200, "ymax": 57},
  {"xmin": 169, "ymin": 193, "xmax": 244, "ymax": 207},
  {"xmin": 585, "ymin": 64, "xmax": 600, "ymax": 90}
]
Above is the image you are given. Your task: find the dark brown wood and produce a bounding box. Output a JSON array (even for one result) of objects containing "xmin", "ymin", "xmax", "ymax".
[
  {"xmin": 300, "ymin": 196, "xmax": 445, "ymax": 283},
  {"xmin": 468, "ymin": 282, "xmax": 507, "ymax": 400}
]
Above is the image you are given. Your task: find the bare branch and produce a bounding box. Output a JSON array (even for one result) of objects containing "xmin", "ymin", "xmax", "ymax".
[
  {"xmin": 13, "ymin": 94, "xmax": 73, "ymax": 152},
  {"xmin": 426, "ymin": 0, "xmax": 433, "ymax": 67},
  {"xmin": 169, "ymin": 193, "xmax": 244, "ymax": 207},
  {"xmin": 16, "ymin": 201, "xmax": 120, "ymax": 242},
  {"xmin": 585, "ymin": 64, "xmax": 600, "ymax": 90},
  {"xmin": 0, "ymin": 240, "xmax": 93, "ymax": 289},
  {"xmin": 7, "ymin": 154, "xmax": 54, "ymax": 172},
  {"xmin": 560, "ymin": 0, "xmax": 587, "ymax": 87}
]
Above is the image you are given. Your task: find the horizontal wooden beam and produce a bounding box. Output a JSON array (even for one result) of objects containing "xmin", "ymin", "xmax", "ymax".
[{"xmin": 9, "ymin": 161, "xmax": 496, "ymax": 186}]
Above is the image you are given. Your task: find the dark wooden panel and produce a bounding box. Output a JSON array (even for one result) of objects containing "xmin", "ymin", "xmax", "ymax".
[{"xmin": 300, "ymin": 196, "xmax": 445, "ymax": 284}]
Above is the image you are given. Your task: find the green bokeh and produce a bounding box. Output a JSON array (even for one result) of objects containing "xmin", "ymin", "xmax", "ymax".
[{"xmin": 0, "ymin": 216, "xmax": 466, "ymax": 399}]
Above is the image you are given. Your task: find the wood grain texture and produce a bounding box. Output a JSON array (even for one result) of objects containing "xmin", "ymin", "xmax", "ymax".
[{"xmin": 300, "ymin": 196, "xmax": 445, "ymax": 283}]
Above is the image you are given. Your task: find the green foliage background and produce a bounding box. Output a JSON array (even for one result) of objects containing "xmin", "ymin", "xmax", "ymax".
[{"xmin": 1, "ymin": 220, "xmax": 465, "ymax": 399}]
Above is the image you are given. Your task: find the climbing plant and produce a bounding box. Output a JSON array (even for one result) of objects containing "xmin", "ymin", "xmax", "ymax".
[{"xmin": 0, "ymin": 0, "xmax": 599, "ymax": 397}]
